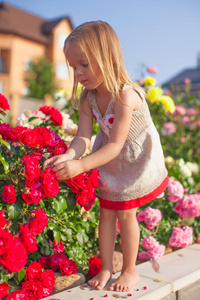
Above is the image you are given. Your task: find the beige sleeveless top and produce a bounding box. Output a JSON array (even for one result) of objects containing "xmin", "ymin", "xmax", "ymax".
[{"xmin": 88, "ymin": 86, "xmax": 168, "ymax": 210}]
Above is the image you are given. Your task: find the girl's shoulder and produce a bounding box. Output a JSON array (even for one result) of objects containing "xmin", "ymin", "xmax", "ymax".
[{"xmin": 120, "ymin": 85, "xmax": 144, "ymax": 111}]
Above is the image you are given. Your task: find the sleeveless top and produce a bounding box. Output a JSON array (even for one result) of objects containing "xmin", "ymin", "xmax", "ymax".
[{"xmin": 88, "ymin": 86, "xmax": 169, "ymax": 210}]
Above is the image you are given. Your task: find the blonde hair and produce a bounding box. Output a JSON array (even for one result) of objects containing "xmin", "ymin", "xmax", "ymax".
[{"xmin": 63, "ymin": 20, "xmax": 145, "ymax": 104}]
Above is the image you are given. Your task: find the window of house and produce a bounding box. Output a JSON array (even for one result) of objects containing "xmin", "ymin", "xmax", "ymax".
[
  {"xmin": 58, "ymin": 33, "xmax": 68, "ymax": 49},
  {"xmin": 24, "ymin": 57, "xmax": 32, "ymax": 71},
  {"xmin": 0, "ymin": 49, "xmax": 10, "ymax": 73},
  {"xmin": 56, "ymin": 62, "xmax": 69, "ymax": 79},
  {"xmin": 0, "ymin": 81, "xmax": 5, "ymax": 94}
]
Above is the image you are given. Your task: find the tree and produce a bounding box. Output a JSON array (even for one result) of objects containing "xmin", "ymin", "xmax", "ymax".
[{"xmin": 25, "ymin": 57, "xmax": 59, "ymax": 99}]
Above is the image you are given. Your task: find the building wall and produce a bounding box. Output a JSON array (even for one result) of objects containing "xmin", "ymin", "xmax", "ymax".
[
  {"xmin": 0, "ymin": 34, "xmax": 46, "ymax": 98},
  {"xmin": 0, "ymin": 19, "xmax": 74, "ymax": 99},
  {"xmin": 51, "ymin": 19, "xmax": 73, "ymax": 91}
]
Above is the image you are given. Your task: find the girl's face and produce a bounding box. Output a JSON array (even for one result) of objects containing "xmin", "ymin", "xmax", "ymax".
[{"xmin": 66, "ymin": 42, "xmax": 104, "ymax": 90}]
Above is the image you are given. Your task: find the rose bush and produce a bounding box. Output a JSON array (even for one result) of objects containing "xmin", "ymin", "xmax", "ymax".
[
  {"xmin": 0, "ymin": 94, "xmax": 100, "ymax": 298},
  {"xmin": 136, "ymin": 75, "xmax": 200, "ymax": 261}
]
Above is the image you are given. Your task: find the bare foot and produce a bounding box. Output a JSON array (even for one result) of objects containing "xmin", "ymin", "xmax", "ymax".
[
  {"xmin": 88, "ymin": 269, "xmax": 112, "ymax": 290},
  {"xmin": 108, "ymin": 270, "xmax": 140, "ymax": 292}
]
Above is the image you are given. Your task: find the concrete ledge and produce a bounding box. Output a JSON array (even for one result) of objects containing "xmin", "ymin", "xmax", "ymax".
[{"xmin": 43, "ymin": 244, "xmax": 200, "ymax": 300}]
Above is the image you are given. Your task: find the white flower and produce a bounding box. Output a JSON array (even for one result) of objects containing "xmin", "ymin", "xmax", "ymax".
[
  {"xmin": 185, "ymin": 162, "xmax": 199, "ymax": 175},
  {"xmin": 179, "ymin": 164, "xmax": 192, "ymax": 178}
]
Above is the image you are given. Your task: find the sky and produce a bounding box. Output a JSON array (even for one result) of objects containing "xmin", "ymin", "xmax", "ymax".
[{"xmin": 2, "ymin": 0, "xmax": 200, "ymax": 85}]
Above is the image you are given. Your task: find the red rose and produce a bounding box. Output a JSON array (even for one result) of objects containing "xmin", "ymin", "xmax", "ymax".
[
  {"xmin": 49, "ymin": 140, "xmax": 68, "ymax": 157},
  {"xmin": 22, "ymin": 280, "xmax": 43, "ymax": 300},
  {"xmin": 23, "ymin": 155, "xmax": 41, "ymax": 180},
  {"xmin": 12, "ymin": 126, "xmax": 29, "ymax": 142},
  {"xmin": 59, "ymin": 259, "xmax": 78, "ymax": 275},
  {"xmin": 39, "ymin": 106, "xmax": 52, "ymax": 115},
  {"xmin": 25, "ymin": 262, "xmax": 43, "ymax": 281},
  {"xmin": 42, "ymin": 287, "xmax": 53, "ymax": 298},
  {"xmin": 41, "ymin": 168, "xmax": 59, "ymax": 198},
  {"xmin": 83, "ymin": 193, "xmax": 96, "ymax": 211},
  {"xmin": 41, "ymin": 269, "xmax": 55, "ymax": 288},
  {"xmin": 50, "ymin": 108, "xmax": 63, "ymax": 126},
  {"xmin": 22, "ymin": 178, "xmax": 46, "ymax": 205},
  {"xmin": 2, "ymin": 184, "xmax": 16, "ymax": 204},
  {"xmin": 18, "ymin": 128, "xmax": 40, "ymax": 148},
  {"xmin": 53, "ymin": 239, "xmax": 65, "ymax": 252},
  {"xmin": 20, "ymin": 224, "xmax": 38, "ymax": 253},
  {"xmin": 39, "ymin": 106, "xmax": 63, "ymax": 126},
  {"xmin": 47, "ymin": 128, "xmax": 62, "ymax": 147},
  {"xmin": 5, "ymin": 289, "xmax": 26, "ymax": 300},
  {"xmin": 76, "ymin": 192, "xmax": 89, "ymax": 207},
  {"xmin": 29, "ymin": 209, "xmax": 48, "ymax": 236},
  {"xmin": 0, "ymin": 123, "xmax": 13, "ymax": 140},
  {"xmin": 88, "ymin": 169, "xmax": 99, "ymax": 188},
  {"xmin": 0, "ymin": 94, "xmax": 10, "ymax": 113},
  {"xmin": 37, "ymin": 255, "xmax": 51, "ymax": 269},
  {"xmin": 50, "ymin": 253, "xmax": 68, "ymax": 270},
  {"xmin": 88, "ymin": 256, "xmax": 102, "ymax": 277},
  {"xmin": 0, "ymin": 210, "xmax": 6, "ymax": 229},
  {"xmin": 0, "ymin": 236, "xmax": 28, "ymax": 273},
  {"xmin": 65, "ymin": 172, "xmax": 88, "ymax": 194},
  {"xmin": 0, "ymin": 228, "xmax": 13, "ymax": 256},
  {"xmin": 0, "ymin": 282, "xmax": 9, "ymax": 298},
  {"xmin": 34, "ymin": 127, "xmax": 51, "ymax": 149}
]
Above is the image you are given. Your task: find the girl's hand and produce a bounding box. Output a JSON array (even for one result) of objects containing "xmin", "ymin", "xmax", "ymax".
[
  {"xmin": 43, "ymin": 153, "xmax": 72, "ymax": 170},
  {"xmin": 52, "ymin": 159, "xmax": 84, "ymax": 180}
]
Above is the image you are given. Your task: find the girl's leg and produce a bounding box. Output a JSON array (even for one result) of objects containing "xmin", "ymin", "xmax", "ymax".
[
  {"xmin": 88, "ymin": 207, "xmax": 117, "ymax": 290},
  {"xmin": 108, "ymin": 208, "xmax": 140, "ymax": 292}
]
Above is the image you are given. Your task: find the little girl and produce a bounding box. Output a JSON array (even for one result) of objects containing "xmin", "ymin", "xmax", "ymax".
[{"xmin": 44, "ymin": 21, "xmax": 169, "ymax": 292}]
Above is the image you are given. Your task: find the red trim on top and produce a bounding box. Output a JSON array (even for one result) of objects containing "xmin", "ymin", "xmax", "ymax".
[{"xmin": 99, "ymin": 175, "xmax": 169, "ymax": 210}]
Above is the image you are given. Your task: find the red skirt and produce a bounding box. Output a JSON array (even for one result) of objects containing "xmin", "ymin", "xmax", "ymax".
[{"xmin": 99, "ymin": 175, "xmax": 169, "ymax": 210}]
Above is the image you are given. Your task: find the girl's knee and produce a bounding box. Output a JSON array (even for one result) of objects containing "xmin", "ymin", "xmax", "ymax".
[
  {"xmin": 117, "ymin": 208, "xmax": 137, "ymax": 222},
  {"xmin": 100, "ymin": 207, "xmax": 117, "ymax": 220}
]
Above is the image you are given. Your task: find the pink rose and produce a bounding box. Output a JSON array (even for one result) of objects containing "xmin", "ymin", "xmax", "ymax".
[
  {"xmin": 174, "ymin": 194, "xmax": 200, "ymax": 218},
  {"xmin": 137, "ymin": 207, "xmax": 162, "ymax": 229},
  {"xmin": 169, "ymin": 226, "xmax": 193, "ymax": 248},
  {"xmin": 147, "ymin": 244, "xmax": 165, "ymax": 261},
  {"xmin": 141, "ymin": 236, "xmax": 158, "ymax": 250},
  {"xmin": 138, "ymin": 251, "xmax": 150, "ymax": 261},
  {"xmin": 163, "ymin": 122, "xmax": 176, "ymax": 135},
  {"xmin": 167, "ymin": 180, "xmax": 184, "ymax": 203}
]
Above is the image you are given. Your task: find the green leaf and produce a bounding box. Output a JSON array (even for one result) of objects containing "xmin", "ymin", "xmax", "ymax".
[
  {"xmin": 66, "ymin": 193, "xmax": 77, "ymax": 209},
  {"xmin": 47, "ymin": 223, "xmax": 56, "ymax": 230},
  {"xmin": 0, "ymin": 138, "xmax": 11, "ymax": 150},
  {"xmin": 0, "ymin": 152, "xmax": 9, "ymax": 174},
  {"xmin": 18, "ymin": 268, "xmax": 25, "ymax": 282},
  {"xmin": 76, "ymin": 229, "xmax": 89, "ymax": 244},
  {"xmin": 7, "ymin": 202, "xmax": 23, "ymax": 220},
  {"xmin": 54, "ymin": 230, "xmax": 62, "ymax": 244},
  {"xmin": 54, "ymin": 197, "xmax": 67, "ymax": 214},
  {"xmin": 28, "ymin": 116, "xmax": 39, "ymax": 122}
]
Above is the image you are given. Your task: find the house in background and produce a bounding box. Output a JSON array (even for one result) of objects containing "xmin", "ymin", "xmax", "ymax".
[
  {"xmin": 0, "ymin": 1, "xmax": 74, "ymax": 99},
  {"xmin": 162, "ymin": 54, "xmax": 200, "ymax": 98}
]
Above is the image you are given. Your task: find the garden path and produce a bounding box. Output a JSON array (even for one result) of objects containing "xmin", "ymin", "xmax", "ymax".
[{"xmin": 43, "ymin": 243, "xmax": 200, "ymax": 300}]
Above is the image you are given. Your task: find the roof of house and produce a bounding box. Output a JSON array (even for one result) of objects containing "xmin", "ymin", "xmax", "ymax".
[
  {"xmin": 162, "ymin": 54, "xmax": 200, "ymax": 88},
  {"xmin": 0, "ymin": 2, "xmax": 73, "ymax": 45}
]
